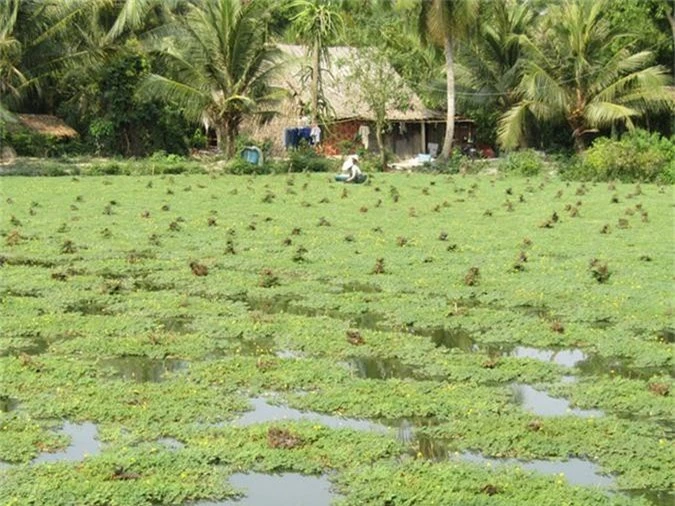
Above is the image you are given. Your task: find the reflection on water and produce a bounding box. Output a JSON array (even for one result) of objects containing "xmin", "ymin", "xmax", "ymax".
[
  {"xmin": 576, "ymin": 355, "xmax": 672, "ymax": 380},
  {"xmin": 245, "ymin": 295, "xmax": 385, "ymax": 330},
  {"xmin": 413, "ymin": 326, "xmax": 475, "ymax": 351},
  {"xmin": 456, "ymin": 452, "xmax": 615, "ymax": 487},
  {"xmin": 624, "ymin": 489, "xmax": 675, "ymax": 506},
  {"xmin": 157, "ymin": 438, "xmax": 184, "ymax": 450},
  {"xmin": 233, "ymin": 397, "xmax": 388, "ymax": 433},
  {"xmin": 194, "ymin": 473, "xmax": 336, "ymax": 506},
  {"xmin": 510, "ymin": 347, "xmax": 586, "ymax": 367},
  {"xmin": 341, "ymin": 281, "xmax": 382, "ymax": 293},
  {"xmin": 413, "ymin": 438, "xmax": 615, "ymax": 487},
  {"xmin": 511, "ymin": 383, "xmax": 604, "ymax": 418},
  {"xmin": 34, "ymin": 422, "xmax": 101, "ymax": 463},
  {"xmin": 157, "ymin": 316, "xmax": 193, "ymax": 334},
  {"xmin": 233, "ymin": 335, "xmax": 275, "ymax": 356},
  {"xmin": 657, "ymin": 327, "xmax": 674, "ymax": 344},
  {"xmin": 100, "ymin": 356, "xmax": 189, "ymax": 382},
  {"xmin": 346, "ymin": 356, "xmax": 415, "ymax": 380},
  {"xmin": 0, "ymin": 336, "xmax": 50, "ymax": 357},
  {"xmin": 0, "ymin": 397, "xmax": 19, "ymax": 412}
]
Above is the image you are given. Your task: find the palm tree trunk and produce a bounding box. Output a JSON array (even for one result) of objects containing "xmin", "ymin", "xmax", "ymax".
[
  {"xmin": 311, "ymin": 37, "xmax": 320, "ymax": 123},
  {"xmin": 441, "ymin": 35, "xmax": 455, "ymax": 159},
  {"xmin": 215, "ymin": 124, "xmax": 225, "ymax": 154}
]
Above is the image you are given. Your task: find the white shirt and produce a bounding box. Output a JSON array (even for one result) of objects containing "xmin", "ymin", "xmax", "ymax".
[{"xmin": 310, "ymin": 125, "xmax": 321, "ymax": 144}]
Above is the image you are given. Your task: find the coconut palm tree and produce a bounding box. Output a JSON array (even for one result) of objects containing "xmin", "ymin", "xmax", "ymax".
[
  {"xmin": 288, "ymin": 0, "xmax": 344, "ymax": 124},
  {"xmin": 459, "ymin": 0, "xmax": 533, "ymax": 112},
  {"xmin": 103, "ymin": 0, "xmax": 189, "ymax": 43},
  {"xmin": 418, "ymin": 0, "xmax": 480, "ymax": 159},
  {"xmin": 0, "ymin": 0, "xmax": 28, "ymax": 110},
  {"xmin": 139, "ymin": 0, "xmax": 284, "ymax": 157},
  {"xmin": 498, "ymin": 0, "xmax": 674, "ymax": 151}
]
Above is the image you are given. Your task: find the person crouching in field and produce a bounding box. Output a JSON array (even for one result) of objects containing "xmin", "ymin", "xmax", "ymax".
[{"xmin": 335, "ymin": 154, "xmax": 366, "ymax": 183}]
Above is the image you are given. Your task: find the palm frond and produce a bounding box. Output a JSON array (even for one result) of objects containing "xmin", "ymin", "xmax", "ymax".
[
  {"xmin": 498, "ymin": 101, "xmax": 531, "ymax": 150},
  {"xmin": 584, "ymin": 102, "xmax": 638, "ymax": 127},
  {"xmin": 137, "ymin": 73, "xmax": 209, "ymax": 122}
]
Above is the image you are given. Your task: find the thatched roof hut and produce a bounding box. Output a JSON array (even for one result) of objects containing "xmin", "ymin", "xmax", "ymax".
[
  {"xmin": 243, "ymin": 44, "xmax": 453, "ymax": 158},
  {"xmin": 274, "ymin": 44, "xmax": 441, "ymax": 122},
  {"xmin": 15, "ymin": 114, "xmax": 78, "ymax": 138}
]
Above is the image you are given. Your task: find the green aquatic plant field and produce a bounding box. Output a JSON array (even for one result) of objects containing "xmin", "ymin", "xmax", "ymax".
[{"xmin": 0, "ymin": 172, "xmax": 673, "ymax": 505}]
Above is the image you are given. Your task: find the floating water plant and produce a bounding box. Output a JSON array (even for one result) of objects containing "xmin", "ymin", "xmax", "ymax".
[
  {"xmin": 464, "ymin": 267, "xmax": 480, "ymax": 286},
  {"xmin": 589, "ymin": 259, "xmax": 611, "ymax": 283},
  {"xmin": 190, "ymin": 261, "xmax": 208, "ymax": 277},
  {"xmin": 371, "ymin": 258, "xmax": 385, "ymax": 274},
  {"xmin": 259, "ymin": 268, "xmax": 280, "ymax": 287}
]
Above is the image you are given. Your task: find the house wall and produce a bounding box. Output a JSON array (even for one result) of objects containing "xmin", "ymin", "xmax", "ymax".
[{"xmin": 317, "ymin": 120, "xmax": 361, "ymax": 156}]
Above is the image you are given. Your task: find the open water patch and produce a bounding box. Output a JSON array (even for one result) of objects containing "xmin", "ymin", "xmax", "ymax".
[
  {"xmin": 194, "ymin": 473, "xmax": 336, "ymax": 506},
  {"xmin": 0, "ymin": 396, "xmax": 19, "ymax": 412},
  {"xmin": 99, "ymin": 356, "xmax": 189, "ymax": 382},
  {"xmin": 575, "ymin": 355, "xmax": 672, "ymax": 380},
  {"xmin": 413, "ymin": 326, "xmax": 475, "ymax": 352},
  {"xmin": 345, "ymin": 356, "xmax": 416, "ymax": 380},
  {"xmin": 455, "ymin": 452, "xmax": 615, "ymax": 488},
  {"xmin": 231, "ymin": 335, "xmax": 275, "ymax": 356},
  {"xmin": 157, "ymin": 316, "xmax": 193, "ymax": 334},
  {"xmin": 0, "ymin": 336, "xmax": 49, "ymax": 357},
  {"xmin": 513, "ymin": 304, "xmax": 551, "ymax": 319},
  {"xmin": 33, "ymin": 422, "xmax": 101, "ymax": 464},
  {"xmin": 233, "ymin": 397, "xmax": 388, "ymax": 433},
  {"xmin": 63, "ymin": 300, "xmax": 109, "ymax": 315},
  {"xmin": 340, "ymin": 281, "xmax": 382, "ymax": 293},
  {"xmin": 509, "ymin": 347, "xmax": 586, "ymax": 367},
  {"xmin": 511, "ymin": 383, "xmax": 604, "ymax": 418},
  {"xmin": 156, "ymin": 437, "xmax": 184, "ymax": 450},
  {"xmin": 657, "ymin": 327, "xmax": 674, "ymax": 344},
  {"xmin": 244, "ymin": 295, "xmax": 385, "ymax": 330},
  {"xmin": 412, "ymin": 438, "xmax": 615, "ymax": 487},
  {"xmin": 624, "ymin": 489, "xmax": 675, "ymax": 506}
]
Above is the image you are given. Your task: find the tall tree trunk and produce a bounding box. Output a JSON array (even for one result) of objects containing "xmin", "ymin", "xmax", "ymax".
[
  {"xmin": 311, "ymin": 38, "xmax": 320, "ymax": 123},
  {"xmin": 440, "ymin": 35, "xmax": 455, "ymax": 159},
  {"xmin": 668, "ymin": 8, "xmax": 675, "ymax": 79},
  {"xmin": 375, "ymin": 123, "xmax": 386, "ymax": 171},
  {"xmin": 215, "ymin": 124, "xmax": 225, "ymax": 154}
]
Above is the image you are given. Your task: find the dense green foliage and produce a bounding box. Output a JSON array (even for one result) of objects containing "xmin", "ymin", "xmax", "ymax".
[
  {"xmin": 498, "ymin": 149, "xmax": 544, "ymax": 177},
  {"xmin": 0, "ymin": 171, "xmax": 672, "ymax": 504},
  {"xmin": 0, "ymin": 0, "xmax": 672, "ymax": 157},
  {"xmin": 567, "ymin": 130, "xmax": 675, "ymax": 183}
]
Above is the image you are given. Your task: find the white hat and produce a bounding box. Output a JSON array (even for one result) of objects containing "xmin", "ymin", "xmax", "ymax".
[{"xmin": 351, "ymin": 155, "xmax": 359, "ymax": 161}]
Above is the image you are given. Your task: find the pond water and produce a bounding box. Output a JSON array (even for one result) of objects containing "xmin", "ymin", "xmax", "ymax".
[
  {"xmin": 157, "ymin": 437, "xmax": 184, "ymax": 450},
  {"xmin": 509, "ymin": 347, "xmax": 586, "ymax": 367},
  {"xmin": 64, "ymin": 300, "xmax": 109, "ymax": 315},
  {"xmin": 340, "ymin": 281, "xmax": 382, "ymax": 293},
  {"xmin": 99, "ymin": 356, "xmax": 189, "ymax": 382},
  {"xmin": 233, "ymin": 397, "xmax": 388, "ymax": 434},
  {"xmin": 0, "ymin": 336, "xmax": 50, "ymax": 357},
  {"xmin": 456, "ymin": 452, "xmax": 615, "ymax": 488},
  {"xmin": 624, "ymin": 489, "xmax": 675, "ymax": 506},
  {"xmin": 575, "ymin": 355, "xmax": 672, "ymax": 380},
  {"xmin": 413, "ymin": 326, "xmax": 475, "ymax": 351},
  {"xmin": 345, "ymin": 356, "xmax": 416, "ymax": 380},
  {"xmin": 157, "ymin": 316, "xmax": 194, "ymax": 334},
  {"xmin": 245, "ymin": 295, "xmax": 385, "ymax": 330},
  {"xmin": 193, "ymin": 473, "xmax": 336, "ymax": 506},
  {"xmin": 412, "ymin": 436, "xmax": 615, "ymax": 487},
  {"xmin": 33, "ymin": 422, "xmax": 101, "ymax": 464},
  {"xmin": 0, "ymin": 397, "xmax": 19, "ymax": 412},
  {"xmin": 511, "ymin": 383, "xmax": 604, "ymax": 418}
]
